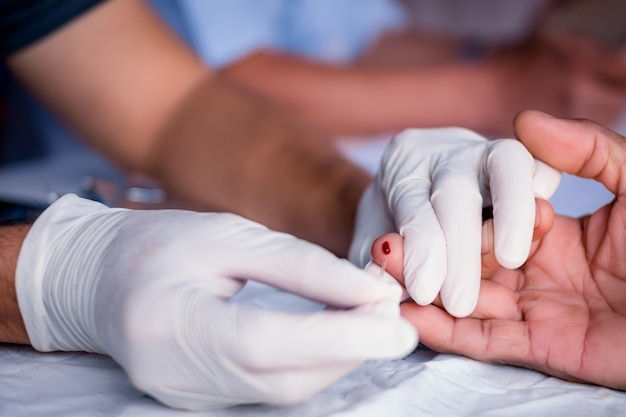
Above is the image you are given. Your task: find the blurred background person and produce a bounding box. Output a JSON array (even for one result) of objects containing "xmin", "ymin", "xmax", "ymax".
[
  {"xmin": 152, "ymin": 0, "xmax": 626, "ymax": 137},
  {"xmin": 3, "ymin": 0, "xmax": 625, "ymax": 171}
]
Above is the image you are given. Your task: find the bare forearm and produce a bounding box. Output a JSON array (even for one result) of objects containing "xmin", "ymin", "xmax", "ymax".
[
  {"xmin": 6, "ymin": 0, "xmax": 208, "ymax": 171},
  {"xmin": 0, "ymin": 225, "xmax": 30, "ymax": 344},
  {"xmin": 222, "ymin": 52, "xmax": 494, "ymax": 136},
  {"xmin": 145, "ymin": 75, "xmax": 371, "ymax": 257}
]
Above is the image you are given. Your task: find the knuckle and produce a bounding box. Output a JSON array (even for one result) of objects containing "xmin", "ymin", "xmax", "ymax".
[{"xmin": 432, "ymin": 173, "xmax": 480, "ymax": 193}]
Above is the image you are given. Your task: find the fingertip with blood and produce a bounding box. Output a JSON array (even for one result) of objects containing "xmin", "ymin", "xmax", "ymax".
[{"xmin": 370, "ymin": 234, "xmax": 405, "ymax": 286}]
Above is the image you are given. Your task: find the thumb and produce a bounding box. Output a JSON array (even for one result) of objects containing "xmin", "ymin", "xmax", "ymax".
[{"xmin": 514, "ymin": 110, "xmax": 625, "ymax": 196}]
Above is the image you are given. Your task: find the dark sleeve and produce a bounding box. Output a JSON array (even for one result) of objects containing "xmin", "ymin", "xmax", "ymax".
[{"xmin": 0, "ymin": 0, "xmax": 107, "ymax": 57}]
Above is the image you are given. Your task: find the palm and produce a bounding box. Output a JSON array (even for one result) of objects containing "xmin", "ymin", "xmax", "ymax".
[
  {"xmin": 491, "ymin": 201, "xmax": 626, "ymax": 387},
  {"xmin": 406, "ymin": 200, "xmax": 626, "ymax": 390}
]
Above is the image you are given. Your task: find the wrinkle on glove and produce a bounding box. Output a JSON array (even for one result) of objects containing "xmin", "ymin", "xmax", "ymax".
[{"xmin": 16, "ymin": 194, "xmax": 417, "ymax": 410}]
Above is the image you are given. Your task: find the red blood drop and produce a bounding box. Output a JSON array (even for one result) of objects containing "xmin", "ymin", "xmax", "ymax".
[{"xmin": 382, "ymin": 241, "xmax": 391, "ymax": 255}]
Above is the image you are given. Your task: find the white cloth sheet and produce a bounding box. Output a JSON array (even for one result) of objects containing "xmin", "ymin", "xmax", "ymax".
[{"xmin": 4, "ymin": 342, "xmax": 626, "ymax": 417}]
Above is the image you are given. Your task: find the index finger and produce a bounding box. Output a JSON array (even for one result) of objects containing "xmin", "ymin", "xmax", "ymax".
[{"xmin": 400, "ymin": 302, "xmax": 530, "ymax": 363}]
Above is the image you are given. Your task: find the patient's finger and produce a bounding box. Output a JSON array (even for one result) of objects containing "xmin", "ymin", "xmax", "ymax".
[
  {"xmin": 401, "ymin": 275, "xmax": 521, "ymax": 321},
  {"xmin": 371, "ymin": 234, "xmax": 521, "ymax": 319},
  {"xmin": 372, "ymin": 199, "xmax": 554, "ymax": 285},
  {"xmin": 400, "ymin": 303, "xmax": 529, "ymax": 361},
  {"xmin": 370, "ymin": 230, "xmax": 511, "ymax": 285},
  {"xmin": 370, "ymin": 233, "xmax": 404, "ymax": 285},
  {"xmin": 482, "ymin": 198, "xmax": 554, "ymax": 280},
  {"xmin": 370, "ymin": 229, "xmax": 505, "ymax": 291}
]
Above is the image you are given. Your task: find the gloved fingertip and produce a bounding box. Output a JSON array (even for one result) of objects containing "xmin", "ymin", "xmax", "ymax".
[
  {"xmin": 407, "ymin": 281, "xmax": 438, "ymax": 307},
  {"xmin": 495, "ymin": 252, "xmax": 525, "ymax": 270},
  {"xmin": 404, "ymin": 264, "xmax": 442, "ymax": 306},
  {"xmin": 444, "ymin": 298, "xmax": 477, "ymax": 318},
  {"xmin": 493, "ymin": 225, "xmax": 532, "ymax": 270},
  {"xmin": 533, "ymin": 160, "xmax": 562, "ymax": 200},
  {"xmin": 441, "ymin": 282, "xmax": 479, "ymax": 318}
]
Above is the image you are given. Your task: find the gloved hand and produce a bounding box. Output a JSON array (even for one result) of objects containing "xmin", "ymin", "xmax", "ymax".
[
  {"xmin": 349, "ymin": 127, "xmax": 561, "ymax": 318},
  {"xmin": 16, "ymin": 194, "xmax": 417, "ymax": 410}
]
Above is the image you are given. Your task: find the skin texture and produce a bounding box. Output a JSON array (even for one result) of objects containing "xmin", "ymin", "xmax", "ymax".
[
  {"xmin": 222, "ymin": 31, "xmax": 626, "ymax": 137},
  {"xmin": 0, "ymin": 225, "xmax": 30, "ymax": 344},
  {"xmin": 371, "ymin": 111, "xmax": 626, "ymax": 391}
]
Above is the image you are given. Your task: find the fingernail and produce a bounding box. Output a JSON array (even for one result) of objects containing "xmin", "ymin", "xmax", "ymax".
[
  {"xmin": 534, "ymin": 203, "xmax": 541, "ymax": 229},
  {"xmin": 481, "ymin": 219, "xmax": 493, "ymax": 255}
]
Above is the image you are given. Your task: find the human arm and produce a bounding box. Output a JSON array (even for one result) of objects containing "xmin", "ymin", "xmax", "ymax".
[
  {"xmin": 0, "ymin": 225, "xmax": 30, "ymax": 345},
  {"xmin": 221, "ymin": 32, "xmax": 626, "ymax": 137},
  {"xmin": 221, "ymin": 51, "xmax": 493, "ymax": 136},
  {"xmin": 385, "ymin": 111, "xmax": 626, "ymax": 391},
  {"xmin": 5, "ymin": 0, "xmax": 370, "ymax": 256}
]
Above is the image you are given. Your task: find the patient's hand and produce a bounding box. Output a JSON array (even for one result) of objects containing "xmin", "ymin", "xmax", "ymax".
[
  {"xmin": 369, "ymin": 111, "xmax": 626, "ymax": 392},
  {"xmin": 369, "ymin": 197, "xmax": 554, "ymax": 319}
]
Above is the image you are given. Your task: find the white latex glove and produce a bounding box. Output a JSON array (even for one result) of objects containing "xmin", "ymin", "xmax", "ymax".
[
  {"xmin": 16, "ymin": 194, "xmax": 417, "ymax": 410},
  {"xmin": 349, "ymin": 127, "xmax": 561, "ymax": 318}
]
